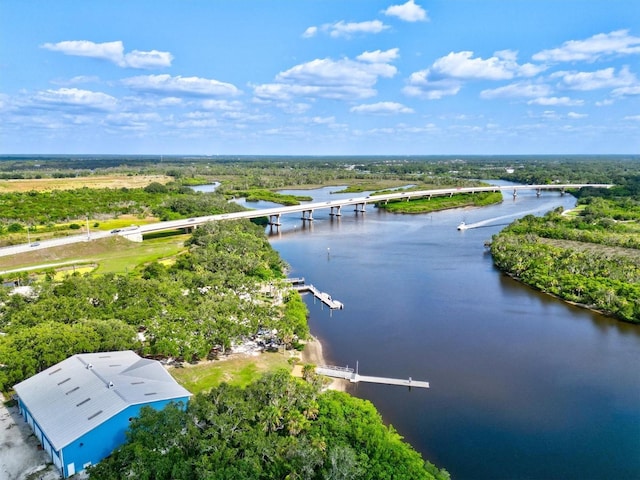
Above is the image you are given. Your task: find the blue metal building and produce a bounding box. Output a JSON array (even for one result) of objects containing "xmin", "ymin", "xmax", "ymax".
[{"xmin": 13, "ymin": 350, "xmax": 191, "ymax": 478}]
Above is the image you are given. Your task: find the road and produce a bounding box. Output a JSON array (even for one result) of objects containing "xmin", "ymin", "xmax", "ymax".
[{"xmin": 0, "ymin": 183, "xmax": 612, "ymax": 258}]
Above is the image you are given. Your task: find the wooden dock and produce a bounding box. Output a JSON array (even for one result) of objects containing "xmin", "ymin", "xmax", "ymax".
[
  {"xmin": 290, "ymin": 281, "xmax": 344, "ymax": 310},
  {"xmin": 316, "ymin": 365, "xmax": 429, "ymax": 389}
]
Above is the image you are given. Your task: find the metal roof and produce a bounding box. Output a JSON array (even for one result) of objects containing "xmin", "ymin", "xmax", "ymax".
[{"xmin": 13, "ymin": 351, "xmax": 191, "ymax": 451}]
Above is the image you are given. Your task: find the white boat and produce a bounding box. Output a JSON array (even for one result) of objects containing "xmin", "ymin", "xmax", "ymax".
[{"xmin": 457, "ymin": 222, "xmax": 468, "ymax": 230}]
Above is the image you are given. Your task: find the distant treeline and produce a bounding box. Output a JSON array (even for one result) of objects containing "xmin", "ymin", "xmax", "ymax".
[{"xmin": 2, "ymin": 155, "xmax": 639, "ymax": 185}]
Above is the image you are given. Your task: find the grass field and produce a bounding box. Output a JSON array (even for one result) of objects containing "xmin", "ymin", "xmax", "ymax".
[
  {"xmin": 168, "ymin": 352, "xmax": 295, "ymax": 393},
  {"xmin": 0, "ymin": 234, "xmax": 190, "ymax": 276},
  {"xmin": 0, "ymin": 174, "xmax": 172, "ymax": 192}
]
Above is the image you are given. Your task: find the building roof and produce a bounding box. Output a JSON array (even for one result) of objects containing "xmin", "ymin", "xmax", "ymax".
[{"xmin": 13, "ymin": 351, "xmax": 191, "ymax": 451}]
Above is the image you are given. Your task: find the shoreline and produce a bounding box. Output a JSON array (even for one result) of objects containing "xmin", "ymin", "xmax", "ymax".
[{"xmin": 298, "ymin": 335, "xmax": 348, "ymax": 392}]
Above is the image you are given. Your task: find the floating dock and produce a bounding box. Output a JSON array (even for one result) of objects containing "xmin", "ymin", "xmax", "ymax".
[{"xmin": 316, "ymin": 365, "xmax": 429, "ymax": 389}]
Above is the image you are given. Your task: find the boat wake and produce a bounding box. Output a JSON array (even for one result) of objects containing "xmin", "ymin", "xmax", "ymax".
[{"xmin": 457, "ymin": 207, "xmax": 546, "ymax": 230}]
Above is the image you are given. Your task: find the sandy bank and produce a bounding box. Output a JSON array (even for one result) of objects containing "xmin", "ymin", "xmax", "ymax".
[{"xmin": 296, "ymin": 336, "xmax": 348, "ymax": 392}]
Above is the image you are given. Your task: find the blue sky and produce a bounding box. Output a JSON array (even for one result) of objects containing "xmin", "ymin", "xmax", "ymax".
[{"xmin": 1, "ymin": 0, "xmax": 639, "ymax": 155}]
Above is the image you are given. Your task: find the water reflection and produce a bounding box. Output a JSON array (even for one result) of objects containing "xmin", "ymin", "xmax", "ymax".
[
  {"xmin": 264, "ymin": 184, "xmax": 640, "ymax": 480},
  {"xmin": 194, "ymin": 182, "xmax": 640, "ymax": 478}
]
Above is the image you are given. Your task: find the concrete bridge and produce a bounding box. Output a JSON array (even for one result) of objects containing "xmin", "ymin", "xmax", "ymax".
[
  {"xmin": 0, "ymin": 183, "xmax": 612, "ymax": 256},
  {"xmin": 129, "ymin": 183, "xmax": 612, "ymax": 236}
]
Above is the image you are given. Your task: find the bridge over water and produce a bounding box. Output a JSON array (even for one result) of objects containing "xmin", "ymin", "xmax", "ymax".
[
  {"xmin": 130, "ymin": 183, "xmax": 613, "ymax": 236},
  {"xmin": 0, "ymin": 183, "xmax": 612, "ymax": 256}
]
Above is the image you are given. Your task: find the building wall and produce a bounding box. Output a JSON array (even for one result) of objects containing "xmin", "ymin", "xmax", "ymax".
[
  {"xmin": 17, "ymin": 397, "xmax": 63, "ymax": 471},
  {"xmin": 18, "ymin": 396, "xmax": 190, "ymax": 478}
]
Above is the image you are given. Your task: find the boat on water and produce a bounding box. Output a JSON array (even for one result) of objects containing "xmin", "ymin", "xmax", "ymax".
[{"xmin": 457, "ymin": 222, "xmax": 468, "ymax": 230}]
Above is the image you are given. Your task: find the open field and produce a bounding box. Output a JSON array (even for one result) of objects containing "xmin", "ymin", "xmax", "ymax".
[
  {"xmin": 0, "ymin": 234, "xmax": 190, "ymax": 276},
  {"xmin": 168, "ymin": 352, "xmax": 295, "ymax": 393},
  {"xmin": 0, "ymin": 174, "xmax": 172, "ymax": 192},
  {"xmin": 540, "ymin": 237, "xmax": 640, "ymax": 261}
]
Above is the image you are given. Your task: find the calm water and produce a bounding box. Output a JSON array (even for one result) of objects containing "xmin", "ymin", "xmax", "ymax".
[{"xmin": 201, "ymin": 184, "xmax": 640, "ymax": 479}]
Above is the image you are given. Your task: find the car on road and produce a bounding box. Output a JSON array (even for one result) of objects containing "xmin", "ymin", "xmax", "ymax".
[
  {"xmin": 110, "ymin": 229, "xmax": 121, "ymax": 234},
  {"xmin": 30, "ymin": 242, "xmax": 40, "ymax": 247}
]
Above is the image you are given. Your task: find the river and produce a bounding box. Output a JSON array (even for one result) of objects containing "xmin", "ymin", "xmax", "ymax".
[{"xmin": 199, "ymin": 183, "xmax": 640, "ymax": 479}]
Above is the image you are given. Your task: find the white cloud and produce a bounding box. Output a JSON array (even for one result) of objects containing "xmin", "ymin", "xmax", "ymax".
[
  {"xmin": 431, "ymin": 50, "xmax": 545, "ymax": 81},
  {"xmin": 481, "ymin": 82, "xmax": 552, "ymax": 99},
  {"xmin": 254, "ymin": 83, "xmax": 377, "ymax": 101},
  {"xmin": 32, "ymin": 88, "xmax": 118, "ymax": 111},
  {"xmin": 42, "ymin": 40, "xmax": 124, "ymax": 63},
  {"xmin": 383, "ymin": 0, "xmax": 429, "ymax": 22},
  {"xmin": 67, "ymin": 75, "xmax": 100, "ymax": 85},
  {"xmin": 403, "ymin": 70, "xmax": 461, "ymax": 99},
  {"xmin": 350, "ymin": 101, "xmax": 414, "ymax": 114},
  {"xmin": 105, "ymin": 112, "xmax": 161, "ymax": 130},
  {"xmin": 124, "ymin": 50, "xmax": 174, "ymax": 69},
  {"xmin": 124, "ymin": 96, "xmax": 183, "ymax": 109},
  {"xmin": 174, "ymin": 118, "xmax": 219, "ymax": 129},
  {"xmin": 327, "ymin": 20, "xmax": 390, "ymax": 38},
  {"xmin": 357, "ymin": 48, "xmax": 399, "ymax": 64},
  {"xmin": 253, "ymin": 51, "xmax": 398, "ymax": 102},
  {"xmin": 41, "ymin": 40, "xmax": 172, "ymax": 69},
  {"xmin": 624, "ymin": 115, "xmax": 640, "ymax": 121},
  {"xmin": 302, "ymin": 26, "xmax": 318, "ymax": 38},
  {"xmin": 541, "ymin": 110, "xmax": 560, "ymax": 120},
  {"xmin": 305, "ymin": 20, "xmax": 390, "ymax": 39},
  {"xmin": 404, "ymin": 49, "xmax": 546, "ymax": 101},
  {"xmin": 527, "ymin": 96, "xmax": 584, "ymax": 106},
  {"xmin": 612, "ymin": 85, "xmax": 640, "ymax": 97},
  {"xmin": 277, "ymin": 102, "xmax": 312, "ymax": 114},
  {"xmin": 122, "ymin": 74, "xmax": 241, "ymax": 97},
  {"xmin": 533, "ymin": 29, "xmax": 640, "ymax": 63},
  {"xmin": 300, "ymin": 116, "xmax": 336, "ymax": 125},
  {"xmin": 554, "ymin": 66, "xmax": 637, "ymax": 91},
  {"xmin": 222, "ymin": 111, "xmax": 271, "ymax": 123},
  {"xmin": 201, "ymin": 99, "xmax": 244, "ymax": 110},
  {"xmin": 567, "ymin": 112, "xmax": 588, "ymax": 119}
]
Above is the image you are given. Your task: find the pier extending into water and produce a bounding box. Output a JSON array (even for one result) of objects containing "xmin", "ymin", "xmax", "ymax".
[
  {"xmin": 316, "ymin": 364, "xmax": 430, "ymax": 389},
  {"xmin": 287, "ymin": 278, "xmax": 344, "ymax": 310}
]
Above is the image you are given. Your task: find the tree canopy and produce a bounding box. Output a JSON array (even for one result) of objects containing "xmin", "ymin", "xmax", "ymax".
[
  {"xmin": 490, "ymin": 191, "xmax": 640, "ymax": 323},
  {"xmin": 89, "ymin": 371, "xmax": 450, "ymax": 480},
  {"xmin": 0, "ymin": 219, "xmax": 304, "ymax": 391}
]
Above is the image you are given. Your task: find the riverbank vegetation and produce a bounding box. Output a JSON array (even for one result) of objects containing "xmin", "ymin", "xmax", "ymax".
[
  {"xmin": 490, "ymin": 188, "xmax": 640, "ymax": 323},
  {"xmin": 377, "ymin": 191, "xmax": 503, "ymax": 214},
  {"xmin": 226, "ymin": 188, "xmax": 312, "ymax": 205},
  {"xmin": 89, "ymin": 370, "xmax": 450, "ymax": 480}
]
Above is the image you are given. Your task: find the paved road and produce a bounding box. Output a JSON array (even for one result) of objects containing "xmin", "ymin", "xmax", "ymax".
[
  {"xmin": 0, "ymin": 230, "xmax": 113, "ymax": 258},
  {"xmin": 0, "ymin": 183, "xmax": 612, "ymax": 258}
]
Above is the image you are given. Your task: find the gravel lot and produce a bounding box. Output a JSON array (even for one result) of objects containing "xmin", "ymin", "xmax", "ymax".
[{"xmin": 0, "ymin": 394, "xmax": 61, "ymax": 480}]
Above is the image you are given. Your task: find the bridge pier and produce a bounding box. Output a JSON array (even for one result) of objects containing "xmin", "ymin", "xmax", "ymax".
[
  {"xmin": 513, "ymin": 189, "xmax": 518, "ymax": 198},
  {"xmin": 354, "ymin": 202, "xmax": 367, "ymax": 213},
  {"xmin": 329, "ymin": 205, "xmax": 342, "ymax": 217},
  {"xmin": 301, "ymin": 209, "xmax": 314, "ymax": 222},
  {"xmin": 268, "ymin": 214, "xmax": 281, "ymax": 226},
  {"xmin": 560, "ymin": 189, "xmax": 565, "ymax": 196},
  {"xmin": 536, "ymin": 188, "xmax": 541, "ymax": 197}
]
